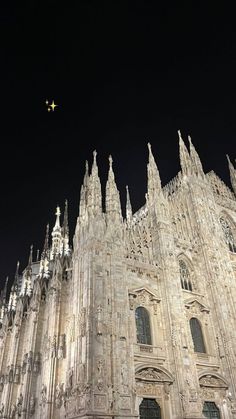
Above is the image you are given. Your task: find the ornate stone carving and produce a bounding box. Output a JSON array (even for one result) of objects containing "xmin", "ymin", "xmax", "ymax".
[
  {"xmin": 136, "ymin": 368, "xmax": 165, "ymax": 381},
  {"xmin": 41, "ymin": 384, "xmax": 47, "ymax": 404},
  {"xmin": 199, "ymin": 374, "xmax": 228, "ymax": 389},
  {"xmin": 16, "ymin": 393, "xmax": 23, "ymax": 415},
  {"xmin": 55, "ymin": 383, "xmax": 65, "ymax": 408}
]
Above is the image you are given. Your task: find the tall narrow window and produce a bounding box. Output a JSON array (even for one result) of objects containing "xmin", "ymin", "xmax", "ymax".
[
  {"xmin": 179, "ymin": 260, "xmax": 193, "ymax": 291},
  {"xmin": 202, "ymin": 401, "xmax": 220, "ymax": 418},
  {"xmin": 220, "ymin": 216, "xmax": 236, "ymax": 253},
  {"xmin": 190, "ymin": 317, "xmax": 206, "ymax": 353},
  {"xmin": 135, "ymin": 307, "xmax": 152, "ymax": 345},
  {"xmin": 140, "ymin": 398, "xmax": 161, "ymax": 419}
]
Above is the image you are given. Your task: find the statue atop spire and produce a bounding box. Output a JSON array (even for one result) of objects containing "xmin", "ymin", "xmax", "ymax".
[{"xmin": 227, "ymin": 154, "xmax": 236, "ymax": 195}]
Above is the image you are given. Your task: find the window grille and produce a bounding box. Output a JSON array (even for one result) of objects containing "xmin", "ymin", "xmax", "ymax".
[
  {"xmin": 140, "ymin": 398, "xmax": 161, "ymax": 419},
  {"xmin": 190, "ymin": 317, "xmax": 206, "ymax": 353},
  {"xmin": 135, "ymin": 307, "xmax": 152, "ymax": 345},
  {"xmin": 202, "ymin": 401, "xmax": 220, "ymax": 418}
]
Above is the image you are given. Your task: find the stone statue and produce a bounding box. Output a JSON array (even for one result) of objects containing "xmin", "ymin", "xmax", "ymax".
[
  {"xmin": 57, "ymin": 334, "xmax": 65, "ymax": 359},
  {"xmin": 29, "ymin": 396, "xmax": 35, "ymax": 415},
  {"xmin": 16, "ymin": 393, "xmax": 23, "ymax": 415},
  {"xmin": 8, "ymin": 364, "xmax": 14, "ymax": 383},
  {"xmin": 22, "ymin": 353, "xmax": 28, "ymax": 374},
  {"xmin": 55, "ymin": 382, "xmax": 64, "ymax": 408},
  {"xmin": 33, "ymin": 352, "xmax": 40, "ymax": 373},
  {"xmin": 14, "ymin": 365, "xmax": 21, "ymax": 383},
  {"xmin": 41, "ymin": 384, "xmax": 47, "ymax": 403},
  {"xmin": 28, "ymin": 351, "xmax": 33, "ymax": 372},
  {"xmin": 0, "ymin": 404, "xmax": 4, "ymax": 416},
  {"xmin": 10, "ymin": 403, "xmax": 16, "ymax": 418},
  {"xmin": 51, "ymin": 335, "xmax": 57, "ymax": 358},
  {"xmin": 68, "ymin": 368, "xmax": 73, "ymax": 388}
]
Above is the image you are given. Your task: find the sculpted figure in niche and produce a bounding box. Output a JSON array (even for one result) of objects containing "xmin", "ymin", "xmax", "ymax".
[
  {"xmin": 28, "ymin": 351, "xmax": 33, "ymax": 372},
  {"xmin": 96, "ymin": 305, "xmax": 103, "ymax": 336},
  {"xmin": 33, "ymin": 352, "xmax": 40, "ymax": 373},
  {"xmin": 8, "ymin": 365, "xmax": 14, "ymax": 383},
  {"xmin": 10, "ymin": 403, "xmax": 16, "ymax": 418},
  {"xmin": 41, "ymin": 384, "xmax": 47, "ymax": 403},
  {"xmin": 51, "ymin": 335, "xmax": 57, "ymax": 358},
  {"xmin": 14, "ymin": 365, "xmax": 21, "ymax": 383},
  {"xmin": 16, "ymin": 393, "xmax": 23, "ymax": 415},
  {"xmin": 22, "ymin": 353, "xmax": 28, "ymax": 374},
  {"xmin": 0, "ymin": 404, "xmax": 4, "ymax": 415},
  {"xmin": 29, "ymin": 396, "xmax": 35, "ymax": 414},
  {"xmin": 57, "ymin": 334, "xmax": 65, "ymax": 359},
  {"xmin": 68, "ymin": 367, "xmax": 73, "ymax": 388}
]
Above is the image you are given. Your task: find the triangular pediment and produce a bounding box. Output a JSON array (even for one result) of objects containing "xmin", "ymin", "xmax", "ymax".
[
  {"xmin": 184, "ymin": 298, "xmax": 210, "ymax": 313},
  {"xmin": 129, "ymin": 287, "xmax": 161, "ymax": 303}
]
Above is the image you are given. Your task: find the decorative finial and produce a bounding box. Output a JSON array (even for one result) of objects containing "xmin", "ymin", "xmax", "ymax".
[
  {"xmin": 147, "ymin": 142, "xmax": 152, "ymax": 153},
  {"xmin": 108, "ymin": 155, "xmax": 113, "ymax": 167},
  {"xmin": 36, "ymin": 249, "xmax": 40, "ymax": 262},
  {"xmin": 28, "ymin": 244, "xmax": 33, "ymax": 266},
  {"xmin": 93, "ymin": 150, "xmax": 97, "ymax": 160},
  {"xmin": 178, "ymin": 130, "xmax": 182, "ymax": 140},
  {"xmin": 55, "ymin": 206, "xmax": 61, "ymax": 217}
]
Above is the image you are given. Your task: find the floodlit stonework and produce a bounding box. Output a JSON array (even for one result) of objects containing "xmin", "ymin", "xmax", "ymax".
[{"xmin": 0, "ymin": 132, "xmax": 236, "ymax": 419}]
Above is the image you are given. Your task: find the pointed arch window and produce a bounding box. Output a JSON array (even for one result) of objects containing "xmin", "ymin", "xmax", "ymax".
[
  {"xmin": 190, "ymin": 317, "xmax": 206, "ymax": 353},
  {"xmin": 202, "ymin": 401, "xmax": 220, "ymax": 418},
  {"xmin": 140, "ymin": 398, "xmax": 161, "ymax": 419},
  {"xmin": 135, "ymin": 307, "xmax": 152, "ymax": 345},
  {"xmin": 179, "ymin": 260, "xmax": 193, "ymax": 291},
  {"xmin": 220, "ymin": 216, "xmax": 236, "ymax": 253}
]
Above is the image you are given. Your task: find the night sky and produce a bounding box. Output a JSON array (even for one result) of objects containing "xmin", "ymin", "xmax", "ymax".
[{"xmin": 0, "ymin": 2, "xmax": 235, "ymax": 286}]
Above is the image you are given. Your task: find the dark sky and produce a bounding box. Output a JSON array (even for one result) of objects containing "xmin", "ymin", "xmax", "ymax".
[{"xmin": 0, "ymin": 1, "xmax": 236, "ymax": 286}]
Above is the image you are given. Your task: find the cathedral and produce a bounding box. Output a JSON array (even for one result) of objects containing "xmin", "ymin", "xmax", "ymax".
[{"xmin": 1, "ymin": 131, "xmax": 236, "ymax": 419}]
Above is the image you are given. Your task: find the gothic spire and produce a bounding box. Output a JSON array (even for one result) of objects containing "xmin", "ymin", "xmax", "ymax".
[
  {"xmin": 42, "ymin": 224, "xmax": 49, "ymax": 259},
  {"xmin": 188, "ymin": 135, "xmax": 204, "ymax": 177},
  {"xmin": 178, "ymin": 130, "xmax": 192, "ymax": 176},
  {"xmin": 126, "ymin": 185, "xmax": 132, "ymax": 225},
  {"xmin": 227, "ymin": 155, "xmax": 236, "ymax": 195},
  {"xmin": 62, "ymin": 200, "xmax": 69, "ymax": 237},
  {"xmin": 28, "ymin": 244, "xmax": 33, "ymax": 267},
  {"xmin": 51, "ymin": 207, "xmax": 62, "ymax": 258},
  {"xmin": 87, "ymin": 150, "xmax": 102, "ymax": 216},
  {"xmin": 147, "ymin": 142, "xmax": 162, "ymax": 202},
  {"xmin": 79, "ymin": 161, "xmax": 89, "ymax": 219},
  {"xmin": 62, "ymin": 199, "xmax": 70, "ymax": 255},
  {"xmin": 105, "ymin": 155, "xmax": 122, "ymax": 221},
  {"xmin": 1, "ymin": 276, "xmax": 8, "ymax": 304},
  {"xmin": 14, "ymin": 260, "xmax": 20, "ymax": 283}
]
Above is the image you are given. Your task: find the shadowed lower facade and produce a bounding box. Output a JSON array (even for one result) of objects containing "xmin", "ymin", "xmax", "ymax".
[{"xmin": 1, "ymin": 132, "xmax": 236, "ymax": 418}]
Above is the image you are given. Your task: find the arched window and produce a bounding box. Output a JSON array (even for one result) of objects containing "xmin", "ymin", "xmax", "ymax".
[
  {"xmin": 220, "ymin": 216, "xmax": 236, "ymax": 253},
  {"xmin": 203, "ymin": 401, "xmax": 220, "ymax": 418},
  {"xmin": 140, "ymin": 398, "xmax": 161, "ymax": 419},
  {"xmin": 135, "ymin": 307, "xmax": 152, "ymax": 345},
  {"xmin": 179, "ymin": 260, "xmax": 193, "ymax": 291},
  {"xmin": 190, "ymin": 317, "xmax": 206, "ymax": 353}
]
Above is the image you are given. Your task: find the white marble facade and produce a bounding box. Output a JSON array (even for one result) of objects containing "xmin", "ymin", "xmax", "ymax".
[{"xmin": 1, "ymin": 133, "xmax": 236, "ymax": 419}]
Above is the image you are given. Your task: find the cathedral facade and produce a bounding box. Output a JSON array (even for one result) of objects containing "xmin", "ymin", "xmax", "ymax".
[{"xmin": 1, "ymin": 132, "xmax": 236, "ymax": 419}]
